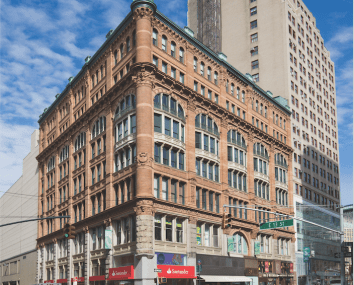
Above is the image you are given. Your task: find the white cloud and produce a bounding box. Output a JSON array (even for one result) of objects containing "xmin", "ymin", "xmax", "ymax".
[{"xmin": 326, "ymin": 26, "xmax": 353, "ymax": 60}]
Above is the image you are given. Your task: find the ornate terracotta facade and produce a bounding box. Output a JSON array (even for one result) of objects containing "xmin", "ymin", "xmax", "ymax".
[{"xmin": 36, "ymin": 1, "xmax": 295, "ymax": 284}]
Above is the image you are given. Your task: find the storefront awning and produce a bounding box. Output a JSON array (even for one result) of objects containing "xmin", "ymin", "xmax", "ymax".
[{"xmin": 200, "ymin": 275, "xmax": 252, "ymax": 282}]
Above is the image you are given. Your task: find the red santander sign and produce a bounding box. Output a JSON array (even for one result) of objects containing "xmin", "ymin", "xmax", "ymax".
[
  {"xmin": 157, "ymin": 265, "xmax": 196, "ymax": 279},
  {"xmin": 108, "ymin": 265, "xmax": 134, "ymax": 280}
]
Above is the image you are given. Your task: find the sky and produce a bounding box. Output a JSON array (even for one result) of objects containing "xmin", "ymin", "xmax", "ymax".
[{"xmin": 0, "ymin": 0, "xmax": 352, "ymax": 205}]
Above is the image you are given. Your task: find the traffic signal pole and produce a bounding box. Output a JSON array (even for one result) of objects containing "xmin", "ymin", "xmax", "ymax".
[
  {"xmin": 223, "ymin": 205, "xmax": 343, "ymax": 235},
  {"xmin": 0, "ymin": 216, "xmax": 70, "ymax": 227}
]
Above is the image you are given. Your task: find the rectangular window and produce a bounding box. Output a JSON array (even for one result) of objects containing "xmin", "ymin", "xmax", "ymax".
[
  {"xmin": 153, "ymin": 56, "xmax": 158, "ymax": 67},
  {"xmin": 171, "ymin": 67, "xmax": 176, "ymax": 79},
  {"xmin": 250, "ymin": 7, "xmax": 257, "ymax": 16},
  {"xmin": 154, "ymin": 175, "xmax": 160, "ymax": 198},
  {"xmin": 251, "ymin": 60, "xmax": 259, "ymax": 69},
  {"xmin": 165, "ymin": 117, "xmax": 171, "ymax": 136},
  {"xmin": 179, "ymin": 152, "xmax": 184, "ymax": 170},
  {"xmin": 196, "ymin": 159, "xmax": 201, "ymax": 176},
  {"xmin": 173, "ymin": 121, "xmax": 179, "ymax": 139},
  {"xmin": 209, "ymin": 192, "xmax": 213, "ymax": 211},
  {"xmin": 180, "ymin": 72, "xmax": 185, "ymax": 84},
  {"xmin": 171, "ymin": 180, "xmax": 177, "ymax": 203},
  {"xmin": 179, "ymin": 183, "xmax": 185, "ymax": 205},
  {"xmin": 162, "ymin": 61, "xmax": 167, "ymax": 73},
  {"xmin": 250, "ymin": 20, "xmax": 258, "ymax": 29},
  {"xmin": 251, "ymin": 33, "xmax": 258, "ymax": 42},
  {"xmin": 162, "ymin": 178, "xmax": 168, "ymax": 201},
  {"xmin": 196, "ymin": 188, "xmax": 200, "ymax": 208},
  {"xmin": 202, "ymin": 190, "xmax": 207, "ymax": 210},
  {"xmin": 154, "ymin": 114, "xmax": 162, "ymax": 133},
  {"xmin": 163, "ymin": 146, "xmax": 169, "ymax": 166}
]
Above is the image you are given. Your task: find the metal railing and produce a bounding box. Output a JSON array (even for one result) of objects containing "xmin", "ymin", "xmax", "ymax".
[
  {"xmin": 253, "ymin": 150, "xmax": 269, "ymax": 160},
  {"xmin": 227, "ymin": 138, "xmax": 247, "ymax": 149},
  {"xmin": 195, "ymin": 121, "xmax": 220, "ymax": 137},
  {"xmin": 154, "ymin": 102, "xmax": 185, "ymax": 121},
  {"xmin": 114, "ymin": 104, "xmax": 136, "ymax": 120},
  {"xmin": 275, "ymin": 160, "xmax": 288, "ymax": 169}
]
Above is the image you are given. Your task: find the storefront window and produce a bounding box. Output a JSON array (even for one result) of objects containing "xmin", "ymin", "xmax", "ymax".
[
  {"xmin": 123, "ymin": 218, "xmax": 130, "ymax": 243},
  {"xmin": 196, "ymin": 223, "xmax": 202, "ymax": 246},
  {"xmin": 213, "ymin": 227, "xmax": 218, "ymax": 247},
  {"xmin": 228, "ymin": 233, "xmax": 248, "ymax": 254}
]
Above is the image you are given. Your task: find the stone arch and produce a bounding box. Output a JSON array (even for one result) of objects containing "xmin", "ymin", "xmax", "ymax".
[{"xmin": 229, "ymin": 229, "xmax": 251, "ymax": 256}]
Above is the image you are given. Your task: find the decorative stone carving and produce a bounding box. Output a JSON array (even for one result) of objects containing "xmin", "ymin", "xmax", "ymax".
[
  {"xmin": 133, "ymin": 7, "xmax": 154, "ymax": 20},
  {"xmin": 137, "ymin": 152, "xmax": 153, "ymax": 166},
  {"xmin": 104, "ymin": 218, "xmax": 112, "ymax": 227},
  {"xmin": 83, "ymin": 226, "xmax": 89, "ymax": 233},
  {"xmin": 132, "ymin": 69, "xmax": 154, "ymax": 88},
  {"xmin": 52, "ymin": 238, "xmax": 57, "ymax": 244},
  {"xmin": 134, "ymin": 200, "xmax": 155, "ymax": 216}
]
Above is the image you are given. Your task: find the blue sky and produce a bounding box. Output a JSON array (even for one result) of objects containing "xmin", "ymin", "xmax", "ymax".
[{"xmin": 0, "ymin": 0, "xmax": 352, "ymax": 205}]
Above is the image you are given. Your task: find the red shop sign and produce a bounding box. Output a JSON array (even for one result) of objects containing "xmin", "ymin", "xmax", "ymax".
[
  {"xmin": 108, "ymin": 265, "xmax": 134, "ymax": 280},
  {"xmin": 44, "ymin": 281, "xmax": 54, "ymax": 283},
  {"xmin": 57, "ymin": 279, "xmax": 68, "ymax": 283},
  {"xmin": 290, "ymin": 263, "xmax": 294, "ymax": 273},
  {"xmin": 157, "ymin": 265, "xmax": 197, "ymax": 279},
  {"xmin": 71, "ymin": 277, "xmax": 85, "ymax": 282},
  {"xmin": 89, "ymin": 276, "xmax": 105, "ymax": 281},
  {"xmin": 265, "ymin": 262, "xmax": 269, "ymax": 273}
]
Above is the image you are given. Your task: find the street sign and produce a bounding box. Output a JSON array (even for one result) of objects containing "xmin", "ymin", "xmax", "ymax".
[
  {"xmin": 196, "ymin": 265, "xmax": 202, "ymax": 272},
  {"xmin": 260, "ymin": 219, "xmax": 293, "ymax": 230},
  {"xmin": 154, "ymin": 269, "xmax": 162, "ymax": 273},
  {"xmin": 344, "ymin": 252, "xmax": 352, "ymax": 258},
  {"xmin": 334, "ymin": 253, "xmax": 340, "ymax": 258},
  {"xmin": 197, "ymin": 260, "xmax": 201, "ymax": 265},
  {"xmin": 304, "ymin": 247, "xmax": 311, "ymax": 262}
]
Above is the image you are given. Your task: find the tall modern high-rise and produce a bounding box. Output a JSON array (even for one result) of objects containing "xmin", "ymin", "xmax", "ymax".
[{"xmin": 188, "ymin": 0, "xmax": 341, "ymax": 284}]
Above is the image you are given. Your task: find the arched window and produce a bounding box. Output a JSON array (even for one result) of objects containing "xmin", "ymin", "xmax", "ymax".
[
  {"xmin": 207, "ymin": 67, "xmax": 211, "ymax": 80},
  {"xmin": 115, "ymin": 94, "xmax": 136, "ymax": 121},
  {"xmin": 229, "ymin": 233, "xmax": 248, "ymax": 255},
  {"xmin": 162, "ymin": 35, "xmax": 167, "ymax": 51},
  {"xmin": 153, "ymin": 94, "xmax": 186, "ymax": 170},
  {"xmin": 283, "ymin": 119, "xmax": 286, "ymax": 130},
  {"xmin": 275, "ymin": 153, "xmax": 288, "ymax": 205},
  {"xmin": 179, "ymin": 48, "xmax": 184, "ymax": 63},
  {"xmin": 227, "ymin": 130, "xmax": 247, "ymax": 191},
  {"xmin": 74, "ymin": 132, "xmax": 86, "ymax": 152},
  {"xmin": 47, "ymin": 156, "xmax": 55, "ymax": 172},
  {"xmin": 96, "ymin": 70, "xmax": 99, "ymax": 84},
  {"xmin": 120, "ymin": 43, "xmax": 124, "ymax": 59},
  {"xmin": 171, "ymin": 42, "xmax": 176, "ymax": 57},
  {"xmin": 276, "ymin": 114, "xmax": 279, "ymax": 125},
  {"xmin": 279, "ymin": 117, "xmax": 282, "ymax": 128},
  {"xmin": 193, "ymin": 57, "xmax": 198, "ymax": 72},
  {"xmin": 59, "ymin": 145, "xmax": 69, "ymax": 163},
  {"xmin": 126, "ymin": 37, "xmax": 130, "ymax": 53},
  {"xmin": 195, "ymin": 114, "xmax": 220, "ymax": 182},
  {"xmin": 214, "ymin": 71, "xmax": 218, "ymax": 85},
  {"xmin": 231, "ymin": 83, "xmax": 234, "ymax": 96},
  {"xmin": 114, "ymin": 94, "xmax": 137, "ymax": 171},
  {"xmin": 132, "ymin": 30, "xmax": 136, "ymax": 47},
  {"xmin": 236, "ymin": 87, "xmax": 240, "ymax": 99},
  {"xmin": 200, "ymin": 62, "xmax": 205, "ymax": 76},
  {"xmin": 253, "ymin": 143, "xmax": 270, "ymax": 200},
  {"xmin": 260, "ymin": 103, "xmax": 263, "ymax": 115},
  {"xmin": 226, "ymin": 80, "xmax": 229, "ymax": 93},
  {"xmin": 114, "ymin": 50, "xmax": 118, "ymax": 65},
  {"xmin": 242, "ymin": 91, "xmax": 245, "ymax": 102},
  {"xmin": 152, "ymin": 29, "xmax": 158, "ymax": 46},
  {"xmin": 256, "ymin": 100, "xmax": 259, "ymax": 112},
  {"xmin": 91, "ymin": 116, "xmax": 106, "ymax": 139},
  {"xmin": 265, "ymin": 106, "xmax": 268, "ymax": 118}
]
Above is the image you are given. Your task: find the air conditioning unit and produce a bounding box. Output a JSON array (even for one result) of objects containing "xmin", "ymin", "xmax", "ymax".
[{"xmin": 250, "ymin": 47, "xmax": 255, "ymax": 52}]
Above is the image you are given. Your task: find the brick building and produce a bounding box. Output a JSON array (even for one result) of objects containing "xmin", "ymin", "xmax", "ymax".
[{"xmin": 36, "ymin": 1, "xmax": 295, "ymax": 285}]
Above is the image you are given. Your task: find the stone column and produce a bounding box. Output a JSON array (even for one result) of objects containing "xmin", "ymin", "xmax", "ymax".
[
  {"xmin": 105, "ymin": 107, "xmax": 114, "ymax": 209},
  {"xmin": 67, "ymin": 238, "xmax": 73, "ymax": 285},
  {"xmin": 36, "ymin": 246, "xmax": 41, "ymax": 283},
  {"xmin": 84, "ymin": 226, "xmax": 90, "ymax": 285},
  {"xmin": 185, "ymin": 98, "xmax": 196, "ymax": 206},
  {"xmin": 41, "ymin": 246, "xmax": 46, "ymax": 283},
  {"xmin": 104, "ymin": 219, "xmax": 113, "ymax": 285},
  {"xmin": 187, "ymin": 216, "xmax": 197, "ymax": 281},
  {"xmin": 134, "ymin": 200, "xmax": 155, "ymax": 285},
  {"xmin": 246, "ymin": 133, "xmax": 256, "ymax": 221},
  {"xmin": 269, "ymin": 145, "xmax": 276, "ymax": 204},
  {"xmin": 53, "ymin": 239, "xmax": 58, "ymax": 282}
]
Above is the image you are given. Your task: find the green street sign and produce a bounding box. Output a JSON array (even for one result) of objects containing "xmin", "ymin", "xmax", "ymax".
[
  {"xmin": 196, "ymin": 265, "xmax": 202, "ymax": 272},
  {"xmin": 260, "ymin": 219, "xmax": 293, "ymax": 230}
]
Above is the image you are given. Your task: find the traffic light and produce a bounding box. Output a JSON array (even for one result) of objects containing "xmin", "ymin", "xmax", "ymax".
[
  {"xmin": 64, "ymin": 223, "xmax": 75, "ymax": 239},
  {"xmin": 222, "ymin": 212, "xmax": 232, "ymax": 229},
  {"xmin": 226, "ymin": 213, "xmax": 232, "ymax": 228}
]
